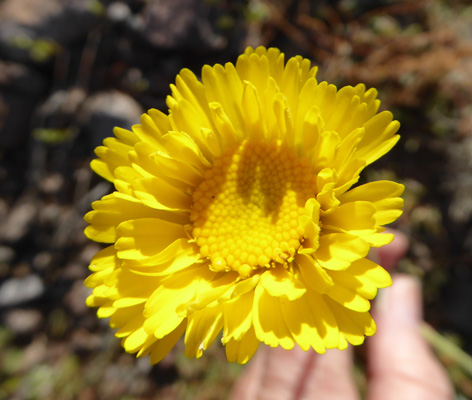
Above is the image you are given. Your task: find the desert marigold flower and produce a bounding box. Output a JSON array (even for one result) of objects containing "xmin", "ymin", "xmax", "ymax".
[{"xmin": 84, "ymin": 46, "xmax": 404, "ymax": 364}]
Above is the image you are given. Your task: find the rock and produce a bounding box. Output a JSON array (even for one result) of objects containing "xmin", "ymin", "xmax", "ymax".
[
  {"xmin": 0, "ymin": 61, "xmax": 46, "ymax": 149},
  {"xmin": 0, "ymin": 246, "xmax": 15, "ymax": 264},
  {"xmin": 0, "ymin": 199, "xmax": 37, "ymax": 243},
  {"xmin": 70, "ymin": 328, "xmax": 101, "ymax": 353},
  {"xmin": 0, "ymin": 246, "xmax": 14, "ymax": 279},
  {"xmin": 447, "ymin": 136, "xmax": 472, "ymax": 223},
  {"xmin": 36, "ymin": 87, "xmax": 87, "ymax": 120},
  {"xmin": 0, "ymin": 198, "xmax": 7, "ymax": 222},
  {"xmin": 0, "ymin": 94, "xmax": 8, "ymax": 131},
  {"xmin": 0, "ymin": 0, "xmax": 61, "ymax": 63},
  {"xmin": 0, "ymin": 0, "xmax": 62, "ymax": 27},
  {"xmin": 107, "ymin": 2, "xmax": 132, "ymax": 24},
  {"xmin": 17, "ymin": 334, "xmax": 48, "ymax": 373},
  {"xmin": 63, "ymin": 262, "xmax": 88, "ymax": 280},
  {"xmin": 64, "ymin": 281, "xmax": 90, "ymax": 315},
  {"xmin": 11, "ymin": 262, "xmax": 31, "ymax": 278},
  {"xmin": 0, "ymin": 0, "xmax": 104, "ymax": 63},
  {"xmin": 33, "ymin": 252, "xmax": 53, "ymax": 272},
  {"xmin": 141, "ymin": 0, "xmax": 226, "ymax": 51},
  {"xmin": 4, "ymin": 308, "xmax": 43, "ymax": 335},
  {"xmin": 32, "ymin": 87, "xmax": 86, "ymax": 148},
  {"xmin": 38, "ymin": 173, "xmax": 65, "ymax": 195},
  {"xmin": 79, "ymin": 90, "xmax": 143, "ymax": 148},
  {"xmin": 0, "ymin": 274, "xmax": 44, "ymax": 307},
  {"xmin": 37, "ymin": 203, "xmax": 62, "ymax": 233}
]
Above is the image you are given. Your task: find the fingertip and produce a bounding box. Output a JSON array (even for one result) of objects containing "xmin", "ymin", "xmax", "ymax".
[
  {"xmin": 377, "ymin": 229, "xmax": 409, "ymax": 270},
  {"xmin": 375, "ymin": 274, "xmax": 422, "ymax": 325}
]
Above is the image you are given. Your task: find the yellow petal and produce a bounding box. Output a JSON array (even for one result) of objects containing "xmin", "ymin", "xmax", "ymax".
[
  {"xmin": 259, "ymin": 266, "xmax": 306, "ymax": 300},
  {"xmin": 225, "ymin": 326, "xmax": 260, "ymax": 364},
  {"xmin": 143, "ymin": 265, "xmax": 216, "ymax": 339},
  {"xmin": 111, "ymin": 304, "xmax": 145, "ymax": 334},
  {"xmin": 179, "ymin": 271, "xmax": 238, "ymax": 316},
  {"xmin": 122, "ymin": 326, "xmax": 152, "ymax": 353},
  {"xmin": 325, "ymin": 297, "xmax": 376, "ymax": 346},
  {"xmin": 131, "ymin": 111, "xmax": 169, "ymax": 148},
  {"xmin": 208, "ymin": 102, "xmax": 239, "ymax": 148},
  {"xmin": 322, "ymin": 201, "xmax": 377, "ymax": 234},
  {"xmin": 124, "ymin": 239, "xmax": 199, "ymax": 273},
  {"xmin": 202, "ymin": 63, "xmax": 245, "ymax": 136},
  {"xmin": 84, "ymin": 193, "xmax": 160, "ymax": 243},
  {"xmin": 315, "ymin": 168, "xmax": 340, "ymax": 213},
  {"xmin": 252, "ymin": 283, "xmax": 294, "ymax": 349},
  {"xmin": 91, "ymin": 135, "xmax": 136, "ymax": 182},
  {"xmin": 311, "ymin": 131, "xmax": 340, "ymax": 173},
  {"xmin": 115, "ymin": 218, "xmax": 186, "ymax": 261},
  {"xmin": 96, "ymin": 300, "xmax": 115, "ymax": 318},
  {"xmin": 185, "ymin": 303, "xmax": 223, "ymax": 358},
  {"xmin": 295, "ymin": 253, "xmax": 333, "ymax": 294},
  {"xmin": 325, "ymin": 85, "xmax": 380, "ymax": 139},
  {"xmin": 305, "ymin": 290, "xmax": 340, "ymax": 349},
  {"xmin": 328, "ymin": 268, "xmax": 377, "ymax": 301},
  {"xmin": 325, "ymin": 86, "xmax": 360, "ymax": 135},
  {"xmin": 150, "ymin": 148, "xmax": 203, "ymax": 187},
  {"xmin": 130, "ymin": 141, "xmax": 195, "ymax": 192},
  {"xmin": 144, "ymin": 299, "xmax": 187, "ymax": 340},
  {"xmin": 100, "ymin": 268, "xmax": 162, "ymax": 307},
  {"xmin": 274, "ymin": 91, "xmax": 293, "ymax": 146},
  {"xmin": 159, "ymin": 130, "xmax": 212, "ymax": 169},
  {"xmin": 298, "ymin": 198, "xmax": 321, "ymax": 253},
  {"xmin": 280, "ymin": 56, "xmax": 304, "ymax": 114},
  {"xmin": 347, "ymin": 258, "xmax": 392, "ymax": 289},
  {"xmin": 307, "ymin": 81, "xmax": 338, "ymax": 128},
  {"xmin": 362, "ymin": 231, "xmax": 395, "ymax": 247},
  {"xmin": 339, "ymin": 181, "xmax": 404, "ymax": 225},
  {"xmin": 280, "ymin": 295, "xmax": 326, "ymax": 353},
  {"xmin": 87, "ymin": 245, "xmax": 117, "ymax": 273},
  {"xmin": 168, "ymin": 98, "xmax": 219, "ymax": 161},
  {"xmin": 236, "ymin": 51, "xmax": 271, "ymax": 96},
  {"xmin": 315, "ymin": 233, "xmax": 370, "ymax": 271},
  {"xmin": 219, "ymin": 274, "xmax": 260, "ymax": 301},
  {"xmin": 171, "ymin": 68, "xmax": 211, "ymax": 126},
  {"xmin": 148, "ymin": 320, "xmax": 187, "ymax": 364},
  {"xmin": 326, "ymin": 279, "xmax": 371, "ymax": 312},
  {"xmin": 144, "ymin": 108, "xmax": 172, "ymax": 140},
  {"xmin": 356, "ymin": 111, "xmax": 400, "ymax": 165},
  {"xmin": 131, "ymin": 176, "xmax": 192, "ymax": 211},
  {"xmin": 334, "ymin": 127, "xmax": 364, "ymax": 179},
  {"xmin": 222, "ymin": 291, "xmax": 254, "ymax": 342},
  {"xmin": 242, "ymin": 80, "xmax": 266, "ymax": 140}
]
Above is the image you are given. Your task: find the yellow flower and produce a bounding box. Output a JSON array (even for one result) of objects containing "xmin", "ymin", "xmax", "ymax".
[{"xmin": 84, "ymin": 46, "xmax": 404, "ymax": 364}]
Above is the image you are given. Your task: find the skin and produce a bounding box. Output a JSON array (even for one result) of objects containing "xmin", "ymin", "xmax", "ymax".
[{"xmin": 230, "ymin": 232, "xmax": 454, "ymax": 400}]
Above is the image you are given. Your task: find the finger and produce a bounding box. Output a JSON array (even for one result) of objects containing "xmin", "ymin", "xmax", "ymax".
[
  {"xmin": 229, "ymin": 345, "xmax": 266, "ymax": 400},
  {"xmin": 300, "ymin": 346, "xmax": 359, "ymax": 400},
  {"xmin": 230, "ymin": 345, "xmax": 359, "ymax": 400},
  {"xmin": 230, "ymin": 345, "xmax": 316, "ymax": 400},
  {"xmin": 370, "ymin": 229, "xmax": 408, "ymax": 271},
  {"xmin": 377, "ymin": 229, "xmax": 409, "ymax": 271},
  {"xmin": 367, "ymin": 275, "xmax": 453, "ymax": 400}
]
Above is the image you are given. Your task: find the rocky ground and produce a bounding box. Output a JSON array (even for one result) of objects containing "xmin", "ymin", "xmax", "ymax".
[{"xmin": 1, "ymin": 0, "xmax": 472, "ymax": 399}]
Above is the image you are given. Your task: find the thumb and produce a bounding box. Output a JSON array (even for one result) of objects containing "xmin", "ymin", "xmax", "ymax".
[{"xmin": 367, "ymin": 275, "xmax": 453, "ymax": 400}]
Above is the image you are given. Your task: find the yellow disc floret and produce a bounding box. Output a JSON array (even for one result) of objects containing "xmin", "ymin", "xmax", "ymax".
[{"xmin": 191, "ymin": 140, "xmax": 317, "ymax": 277}]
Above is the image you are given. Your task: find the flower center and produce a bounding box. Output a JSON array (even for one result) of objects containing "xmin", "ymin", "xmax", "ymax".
[{"xmin": 190, "ymin": 140, "xmax": 317, "ymax": 277}]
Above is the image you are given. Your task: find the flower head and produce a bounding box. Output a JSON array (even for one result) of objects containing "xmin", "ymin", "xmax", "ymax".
[{"xmin": 84, "ymin": 46, "xmax": 404, "ymax": 364}]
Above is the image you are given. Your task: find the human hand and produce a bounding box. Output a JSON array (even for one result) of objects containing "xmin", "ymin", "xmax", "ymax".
[{"xmin": 230, "ymin": 232, "xmax": 454, "ymax": 400}]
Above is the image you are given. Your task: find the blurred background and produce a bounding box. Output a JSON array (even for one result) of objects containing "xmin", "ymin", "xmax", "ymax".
[{"xmin": 0, "ymin": 0, "xmax": 471, "ymax": 399}]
